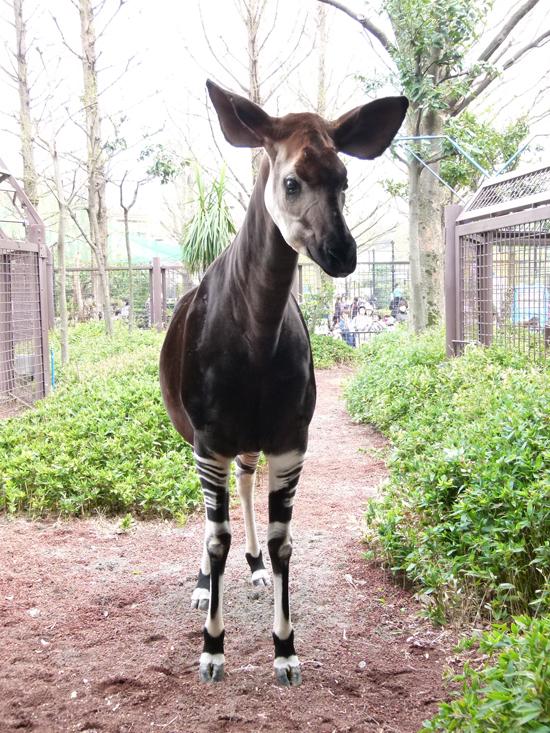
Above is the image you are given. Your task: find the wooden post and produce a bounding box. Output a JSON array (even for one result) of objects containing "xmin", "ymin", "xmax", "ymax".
[{"xmin": 444, "ymin": 204, "xmax": 462, "ymax": 357}]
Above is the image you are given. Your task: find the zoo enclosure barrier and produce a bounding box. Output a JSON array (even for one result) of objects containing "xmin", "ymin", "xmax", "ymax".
[
  {"xmin": 445, "ymin": 162, "xmax": 550, "ymax": 363},
  {"xmin": 53, "ymin": 257, "xmax": 194, "ymax": 330},
  {"xmin": 0, "ymin": 159, "xmax": 50, "ymax": 415},
  {"xmin": 297, "ymin": 256, "xmax": 410, "ymax": 311}
]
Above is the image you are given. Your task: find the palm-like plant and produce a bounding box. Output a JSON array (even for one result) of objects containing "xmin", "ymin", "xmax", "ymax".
[{"xmin": 182, "ymin": 166, "xmax": 236, "ymax": 276}]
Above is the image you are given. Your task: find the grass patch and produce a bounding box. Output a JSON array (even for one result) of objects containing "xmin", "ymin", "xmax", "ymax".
[
  {"xmin": 1, "ymin": 324, "xmax": 200, "ymax": 520},
  {"xmin": 310, "ymin": 334, "xmax": 356, "ymax": 369},
  {"xmin": 346, "ymin": 328, "xmax": 550, "ymax": 623},
  {"xmin": 421, "ymin": 616, "xmax": 550, "ymax": 732}
]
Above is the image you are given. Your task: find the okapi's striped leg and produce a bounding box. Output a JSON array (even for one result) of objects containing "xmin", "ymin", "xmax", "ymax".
[
  {"xmin": 190, "ymin": 527, "xmax": 211, "ymax": 611},
  {"xmin": 236, "ymin": 452, "xmax": 270, "ymax": 587},
  {"xmin": 194, "ymin": 451, "xmax": 232, "ymax": 683},
  {"xmin": 266, "ymin": 450, "xmax": 304, "ymax": 687}
]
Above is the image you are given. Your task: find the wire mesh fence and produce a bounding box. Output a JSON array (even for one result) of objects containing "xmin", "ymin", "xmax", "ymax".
[
  {"xmin": 0, "ymin": 161, "xmax": 48, "ymax": 416},
  {"xmin": 298, "ymin": 260, "xmax": 410, "ymax": 312},
  {"xmin": 446, "ymin": 163, "xmax": 550, "ymax": 363},
  {"xmin": 53, "ymin": 260, "xmax": 194, "ymax": 329},
  {"xmin": 0, "ymin": 246, "xmax": 46, "ymax": 413}
]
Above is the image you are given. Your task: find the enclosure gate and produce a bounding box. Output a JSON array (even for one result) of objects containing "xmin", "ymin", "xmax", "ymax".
[
  {"xmin": 445, "ymin": 163, "xmax": 550, "ymax": 362},
  {"xmin": 0, "ymin": 160, "xmax": 49, "ymax": 415}
]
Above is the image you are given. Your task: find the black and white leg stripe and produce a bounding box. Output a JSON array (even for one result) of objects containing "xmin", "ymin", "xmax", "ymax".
[
  {"xmin": 194, "ymin": 451, "xmax": 232, "ymax": 683},
  {"xmin": 236, "ymin": 452, "xmax": 270, "ymax": 587},
  {"xmin": 266, "ymin": 450, "xmax": 304, "ymax": 686}
]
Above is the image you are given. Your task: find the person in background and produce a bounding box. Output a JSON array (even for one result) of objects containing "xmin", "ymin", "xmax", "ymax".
[
  {"xmin": 333, "ymin": 296, "xmax": 343, "ymax": 329},
  {"xmin": 339, "ymin": 305, "xmax": 355, "ymax": 347},
  {"xmin": 350, "ymin": 296, "xmax": 359, "ymax": 319},
  {"xmin": 352, "ymin": 305, "xmax": 371, "ymax": 346},
  {"xmin": 368, "ymin": 313, "xmax": 385, "ymax": 333}
]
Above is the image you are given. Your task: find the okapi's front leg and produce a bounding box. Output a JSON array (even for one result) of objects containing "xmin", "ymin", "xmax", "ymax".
[
  {"xmin": 266, "ymin": 450, "xmax": 304, "ymax": 687},
  {"xmin": 194, "ymin": 450, "xmax": 232, "ymax": 683},
  {"xmin": 236, "ymin": 452, "xmax": 270, "ymax": 587}
]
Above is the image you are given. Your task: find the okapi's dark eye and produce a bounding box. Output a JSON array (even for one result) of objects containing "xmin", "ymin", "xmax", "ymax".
[{"xmin": 284, "ymin": 177, "xmax": 300, "ymax": 196}]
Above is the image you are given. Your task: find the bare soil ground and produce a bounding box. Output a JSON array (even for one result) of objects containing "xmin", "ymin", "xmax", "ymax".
[{"xmin": 0, "ymin": 369, "xmax": 454, "ymax": 733}]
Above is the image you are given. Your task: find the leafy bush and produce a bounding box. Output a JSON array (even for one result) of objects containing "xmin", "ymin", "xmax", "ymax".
[
  {"xmin": 310, "ymin": 334, "xmax": 356, "ymax": 369},
  {"xmin": 421, "ymin": 616, "xmax": 550, "ymax": 732},
  {"xmin": 300, "ymin": 277, "xmax": 334, "ymax": 332},
  {"xmin": 1, "ymin": 325, "xmax": 200, "ymax": 519},
  {"xmin": 346, "ymin": 329, "xmax": 550, "ymax": 622}
]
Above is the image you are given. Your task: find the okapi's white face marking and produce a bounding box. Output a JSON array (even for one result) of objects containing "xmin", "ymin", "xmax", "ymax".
[{"xmin": 263, "ymin": 141, "xmax": 356, "ymax": 278}]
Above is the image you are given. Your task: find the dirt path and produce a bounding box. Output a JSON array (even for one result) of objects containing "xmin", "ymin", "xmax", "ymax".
[{"xmin": 0, "ymin": 369, "xmax": 452, "ymax": 733}]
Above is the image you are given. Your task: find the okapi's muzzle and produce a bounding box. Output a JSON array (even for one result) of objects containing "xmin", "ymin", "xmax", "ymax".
[{"xmin": 306, "ymin": 220, "xmax": 357, "ymax": 278}]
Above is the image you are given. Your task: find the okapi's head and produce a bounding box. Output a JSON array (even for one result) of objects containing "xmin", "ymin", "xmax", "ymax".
[{"xmin": 207, "ymin": 80, "xmax": 408, "ymax": 278}]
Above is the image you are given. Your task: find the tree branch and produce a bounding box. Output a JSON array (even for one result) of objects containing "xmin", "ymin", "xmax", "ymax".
[
  {"xmin": 476, "ymin": 0, "xmax": 541, "ymax": 64},
  {"xmin": 316, "ymin": 0, "xmax": 393, "ymax": 53}
]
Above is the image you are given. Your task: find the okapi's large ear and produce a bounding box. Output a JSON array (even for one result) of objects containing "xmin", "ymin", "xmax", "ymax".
[
  {"xmin": 331, "ymin": 96, "xmax": 409, "ymax": 159},
  {"xmin": 206, "ymin": 79, "xmax": 273, "ymax": 148}
]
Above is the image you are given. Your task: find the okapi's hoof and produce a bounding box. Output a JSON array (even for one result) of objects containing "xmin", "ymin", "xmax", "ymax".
[
  {"xmin": 274, "ymin": 656, "xmax": 302, "ymax": 687},
  {"xmin": 251, "ymin": 568, "xmax": 271, "ymax": 587},
  {"xmin": 199, "ymin": 653, "xmax": 225, "ymax": 682},
  {"xmin": 191, "ymin": 587, "xmax": 210, "ymax": 611}
]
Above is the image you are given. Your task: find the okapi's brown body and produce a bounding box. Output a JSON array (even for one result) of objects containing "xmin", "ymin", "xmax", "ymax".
[
  {"xmin": 159, "ymin": 80, "xmax": 408, "ymax": 686},
  {"xmin": 160, "ymin": 157, "xmax": 315, "ymax": 459}
]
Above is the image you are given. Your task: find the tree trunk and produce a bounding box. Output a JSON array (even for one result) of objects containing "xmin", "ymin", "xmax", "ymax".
[
  {"xmin": 407, "ymin": 108, "xmax": 445, "ymax": 331},
  {"xmin": 13, "ymin": 0, "xmax": 38, "ymax": 208},
  {"xmin": 52, "ymin": 144, "xmax": 69, "ymax": 364},
  {"xmin": 78, "ymin": 0, "xmax": 112, "ymax": 335},
  {"xmin": 73, "ymin": 249, "xmax": 84, "ymax": 321},
  {"xmin": 316, "ymin": 4, "xmax": 328, "ymax": 117},
  {"xmin": 123, "ymin": 208, "xmax": 134, "ymax": 330},
  {"xmin": 245, "ymin": 0, "xmax": 262, "ymax": 180}
]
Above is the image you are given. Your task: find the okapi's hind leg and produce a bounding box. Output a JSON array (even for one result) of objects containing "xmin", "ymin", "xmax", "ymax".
[
  {"xmin": 194, "ymin": 450, "xmax": 232, "ymax": 683},
  {"xmin": 266, "ymin": 450, "xmax": 304, "ymax": 687},
  {"xmin": 236, "ymin": 452, "xmax": 270, "ymax": 587}
]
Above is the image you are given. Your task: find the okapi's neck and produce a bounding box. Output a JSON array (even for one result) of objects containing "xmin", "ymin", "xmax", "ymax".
[{"xmin": 228, "ymin": 154, "xmax": 298, "ymax": 347}]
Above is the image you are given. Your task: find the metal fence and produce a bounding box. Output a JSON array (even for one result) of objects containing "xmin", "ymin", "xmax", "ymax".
[
  {"xmin": 298, "ymin": 258, "xmax": 410, "ymax": 311},
  {"xmin": 54, "ymin": 258, "xmax": 193, "ymax": 329},
  {"xmin": 0, "ymin": 160, "xmax": 49, "ymax": 416},
  {"xmin": 445, "ymin": 163, "xmax": 550, "ymax": 363}
]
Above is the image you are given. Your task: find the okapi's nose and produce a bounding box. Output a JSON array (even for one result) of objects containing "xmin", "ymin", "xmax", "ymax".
[{"xmin": 326, "ymin": 234, "xmax": 357, "ymax": 278}]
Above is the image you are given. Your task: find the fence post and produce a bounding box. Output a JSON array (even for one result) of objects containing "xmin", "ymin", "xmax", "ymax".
[
  {"xmin": 151, "ymin": 257, "xmax": 163, "ymax": 331},
  {"xmin": 294, "ymin": 264, "xmax": 302, "ymax": 301},
  {"xmin": 46, "ymin": 247, "xmax": 55, "ymax": 330},
  {"xmin": 38, "ymin": 242, "xmax": 51, "ymax": 397},
  {"xmin": 444, "ymin": 204, "xmax": 462, "ymax": 357}
]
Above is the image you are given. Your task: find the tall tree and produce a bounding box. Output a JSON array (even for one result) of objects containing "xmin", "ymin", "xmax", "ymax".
[
  {"xmin": 77, "ymin": 0, "xmax": 112, "ymax": 334},
  {"xmin": 319, "ymin": 0, "xmax": 549, "ymax": 330},
  {"xmin": 5, "ymin": 0, "xmax": 39, "ymax": 206},
  {"xmin": 199, "ymin": 0, "xmax": 311, "ymax": 181}
]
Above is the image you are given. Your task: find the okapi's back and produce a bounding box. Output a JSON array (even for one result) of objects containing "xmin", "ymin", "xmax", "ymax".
[{"xmin": 159, "ymin": 289, "xmax": 197, "ymax": 445}]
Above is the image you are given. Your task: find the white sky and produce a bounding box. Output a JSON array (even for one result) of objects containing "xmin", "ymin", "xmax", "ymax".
[{"xmin": 1, "ymin": 0, "xmax": 549, "ymax": 257}]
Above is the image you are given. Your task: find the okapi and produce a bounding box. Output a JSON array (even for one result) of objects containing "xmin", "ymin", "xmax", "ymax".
[{"xmin": 160, "ymin": 80, "xmax": 408, "ymax": 686}]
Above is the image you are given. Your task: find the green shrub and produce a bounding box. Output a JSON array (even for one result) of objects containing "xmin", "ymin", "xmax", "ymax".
[
  {"xmin": 346, "ymin": 329, "xmax": 550, "ymax": 622},
  {"xmin": 421, "ymin": 616, "xmax": 550, "ymax": 732},
  {"xmin": 1, "ymin": 328, "xmax": 200, "ymax": 519},
  {"xmin": 310, "ymin": 334, "xmax": 356, "ymax": 369}
]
